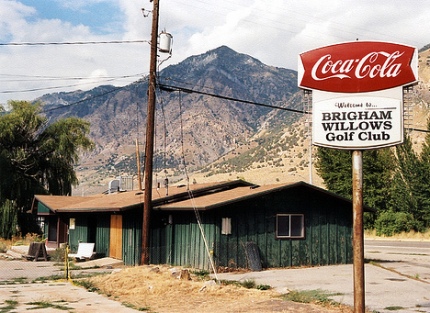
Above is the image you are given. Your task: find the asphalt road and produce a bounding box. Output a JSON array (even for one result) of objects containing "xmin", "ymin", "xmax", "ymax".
[{"xmin": 217, "ymin": 239, "xmax": 430, "ymax": 313}]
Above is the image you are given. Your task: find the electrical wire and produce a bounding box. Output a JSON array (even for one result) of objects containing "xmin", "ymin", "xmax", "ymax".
[
  {"xmin": 1, "ymin": 75, "xmax": 143, "ymax": 95},
  {"xmin": 0, "ymin": 40, "xmax": 149, "ymax": 46},
  {"xmin": 158, "ymin": 83, "xmax": 310, "ymax": 114},
  {"xmin": 177, "ymin": 90, "xmax": 190, "ymax": 189},
  {"xmin": 0, "ymin": 73, "xmax": 144, "ymax": 82},
  {"xmin": 40, "ymin": 78, "xmax": 147, "ymax": 114}
]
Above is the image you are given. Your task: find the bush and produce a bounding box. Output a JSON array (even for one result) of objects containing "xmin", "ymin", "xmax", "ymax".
[
  {"xmin": 0, "ymin": 241, "xmax": 7, "ymax": 253},
  {"xmin": 0, "ymin": 200, "xmax": 18, "ymax": 239},
  {"xmin": 375, "ymin": 211, "xmax": 423, "ymax": 236}
]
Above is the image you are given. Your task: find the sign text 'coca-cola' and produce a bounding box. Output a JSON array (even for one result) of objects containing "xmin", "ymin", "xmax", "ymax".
[{"xmin": 298, "ymin": 41, "xmax": 418, "ymax": 93}]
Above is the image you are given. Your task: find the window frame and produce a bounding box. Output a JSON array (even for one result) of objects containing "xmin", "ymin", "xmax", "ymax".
[{"xmin": 276, "ymin": 214, "xmax": 305, "ymax": 239}]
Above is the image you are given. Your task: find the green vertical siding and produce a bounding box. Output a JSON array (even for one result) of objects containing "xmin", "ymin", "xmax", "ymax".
[
  {"xmin": 122, "ymin": 210, "xmax": 142, "ymax": 266},
  {"xmin": 151, "ymin": 211, "xmax": 216, "ymax": 270},
  {"xmin": 95, "ymin": 215, "xmax": 110, "ymax": 257},
  {"xmin": 151, "ymin": 185, "xmax": 353, "ymax": 270},
  {"xmin": 68, "ymin": 216, "xmax": 89, "ymax": 253},
  {"xmin": 67, "ymin": 214, "xmax": 110, "ymax": 257}
]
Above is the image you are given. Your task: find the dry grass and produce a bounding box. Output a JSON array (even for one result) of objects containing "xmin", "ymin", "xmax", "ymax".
[
  {"xmin": 87, "ymin": 265, "xmax": 352, "ymax": 313},
  {"xmin": 0, "ymin": 233, "xmax": 43, "ymax": 252},
  {"xmin": 365, "ymin": 229, "xmax": 430, "ymax": 240}
]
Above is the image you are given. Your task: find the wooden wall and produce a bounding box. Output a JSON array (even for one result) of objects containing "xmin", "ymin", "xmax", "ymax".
[{"xmin": 151, "ymin": 185, "xmax": 353, "ymax": 270}]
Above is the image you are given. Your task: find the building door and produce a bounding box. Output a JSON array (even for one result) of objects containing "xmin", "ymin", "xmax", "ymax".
[{"xmin": 109, "ymin": 215, "xmax": 122, "ymax": 259}]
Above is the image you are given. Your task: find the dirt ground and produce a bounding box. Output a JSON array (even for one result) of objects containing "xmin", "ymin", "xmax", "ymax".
[{"xmin": 87, "ymin": 265, "xmax": 353, "ymax": 313}]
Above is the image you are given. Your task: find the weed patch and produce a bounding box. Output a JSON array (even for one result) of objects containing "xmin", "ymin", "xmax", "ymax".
[
  {"xmin": 384, "ymin": 306, "xmax": 404, "ymax": 311},
  {"xmin": 0, "ymin": 300, "xmax": 18, "ymax": 312},
  {"xmin": 191, "ymin": 269, "xmax": 210, "ymax": 280},
  {"xmin": 32, "ymin": 274, "xmax": 64, "ymax": 283},
  {"xmin": 284, "ymin": 289, "xmax": 341, "ymax": 305},
  {"xmin": 26, "ymin": 300, "xmax": 72, "ymax": 311},
  {"xmin": 0, "ymin": 277, "xmax": 28, "ymax": 285},
  {"xmin": 122, "ymin": 302, "xmax": 151, "ymax": 311},
  {"xmin": 73, "ymin": 279, "xmax": 100, "ymax": 292}
]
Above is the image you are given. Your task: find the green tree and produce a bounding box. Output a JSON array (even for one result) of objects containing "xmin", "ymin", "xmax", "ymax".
[
  {"xmin": 417, "ymin": 119, "xmax": 430, "ymax": 227},
  {"xmin": 389, "ymin": 136, "xmax": 420, "ymax": 213},
  {"xmin": 316, "ymin": 147, "xmax": 395, "ymax": 228},
  {"xmin": 0, "ymin": 200, "xmax": 18, "ymax": 239},
  {"xmin": 315, "ymin": 149, "xmax": 352, "ymax": 197},
  {"xmin": 0, "ymin": 101, "xmax": 93, "ymax": 236}
]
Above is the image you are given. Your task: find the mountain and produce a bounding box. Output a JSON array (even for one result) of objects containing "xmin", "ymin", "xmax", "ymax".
[
  {"xmin": 37, "ymin": 46, "xmax": 303, "ymax": 191},
  {"xmin": 37, "ymin": 45, "xmax": 430, "ymax": 194}
]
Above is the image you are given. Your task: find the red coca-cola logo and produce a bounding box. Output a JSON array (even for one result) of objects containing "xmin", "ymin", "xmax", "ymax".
[{"xmin": 298, "ymin": 41, "xmax": 417, "ymax": 93}]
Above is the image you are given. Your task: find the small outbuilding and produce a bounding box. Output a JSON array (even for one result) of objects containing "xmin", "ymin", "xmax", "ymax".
[{"xmin": 32, "ymin": 180, "xmax": 373, "ymax": 269}]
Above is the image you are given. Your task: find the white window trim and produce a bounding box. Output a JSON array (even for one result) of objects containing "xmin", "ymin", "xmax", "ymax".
[{"xmin": 276, "ymin": 214, "xmax": 305, "ymax": 239}]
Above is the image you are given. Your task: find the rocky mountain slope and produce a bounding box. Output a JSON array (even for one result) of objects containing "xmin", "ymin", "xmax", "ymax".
[
  {"xmin": 38, "ymin": 46, "xmax": 301, "ymax": 192},
  {"xmin": 36, "ymin": 45, "xmax": 430, "ymax": 194}
]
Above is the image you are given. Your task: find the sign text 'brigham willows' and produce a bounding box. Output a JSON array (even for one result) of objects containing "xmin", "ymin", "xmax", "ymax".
[
  {"xmin": 312, "ymin": 96, "xmax": 403, "ymax": 149},
  {"xmin": 321, "ymin": 108, "xmax": 393, "ymax": 142}
]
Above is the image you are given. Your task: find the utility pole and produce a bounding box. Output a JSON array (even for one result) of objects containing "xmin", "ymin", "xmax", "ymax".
[{"xmin": 141, "ymin": 0, "xmax": 159, "ymax": 265}]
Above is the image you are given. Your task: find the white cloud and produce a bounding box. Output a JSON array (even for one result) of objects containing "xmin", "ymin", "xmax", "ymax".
[{"xmin": 1, "ymin": 0, "xmax": 430, "ymax": 104}]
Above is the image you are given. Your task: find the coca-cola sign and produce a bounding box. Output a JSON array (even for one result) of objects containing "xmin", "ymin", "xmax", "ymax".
[{"xmin": 298, "ymin": 41, "xmax": 417, "ymax": 93}]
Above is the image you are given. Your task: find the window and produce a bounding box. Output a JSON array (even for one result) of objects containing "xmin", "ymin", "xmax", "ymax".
[
  {"xmin": 221, "ymin": 217, "xmax": 232, "ymax": 235},
  {"xmin": 276, "ymin": 214, "xmax": 304, "ymax": 238}
]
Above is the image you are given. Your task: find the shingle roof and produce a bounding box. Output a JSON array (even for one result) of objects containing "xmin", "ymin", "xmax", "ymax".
[
  {"xmin": 153, "ymin": 184, "xmax": 286, "ymax": 210},
  {"xmin": 33, "ymin": 180, "xmax": 375, "ymax": 214},
  {"xmin": 33, "ymin": 180, "xmax": 254, "ymax": 213}
]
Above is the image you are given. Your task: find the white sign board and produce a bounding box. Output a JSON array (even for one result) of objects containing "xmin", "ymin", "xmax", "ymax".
[
  {"xmin": 298, "ymin": 41, "xmax": 417, "ymax": 150},
  {"xmin": 313, "ymin": 93, "xmax": 403, "ymax": 149}
]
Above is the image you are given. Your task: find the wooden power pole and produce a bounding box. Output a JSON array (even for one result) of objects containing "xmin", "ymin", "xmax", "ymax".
[{"xmin": 141, "ymin": 0, "xmax": 159, "ymax": 265}]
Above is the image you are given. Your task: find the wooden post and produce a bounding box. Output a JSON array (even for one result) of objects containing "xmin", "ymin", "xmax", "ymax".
[
  {"xmin": 141, "ymin": 0, "xmax": 159, "ymax": 265},
  {"xmin": 135, "ymin": 139, "xmax": 142, "ymax": 190},
  {"xmin": 352, "ymin": 150, "xmax": 365, "ymax": 312}
]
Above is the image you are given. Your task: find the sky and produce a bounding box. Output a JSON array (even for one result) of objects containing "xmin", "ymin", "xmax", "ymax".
[{"xmin": 1, "ymin": 0, "xmax": 430, "ymax": 105}]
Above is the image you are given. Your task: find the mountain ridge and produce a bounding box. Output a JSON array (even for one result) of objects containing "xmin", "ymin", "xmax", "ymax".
[{"xmin": 33, "ymin": 45, "xmax": 430, "ymax": 194}]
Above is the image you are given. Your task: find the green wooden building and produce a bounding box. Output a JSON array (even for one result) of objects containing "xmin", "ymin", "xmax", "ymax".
[{"xmin": 33, "ymin": 180, "xmax": 372, "ymax": 269}]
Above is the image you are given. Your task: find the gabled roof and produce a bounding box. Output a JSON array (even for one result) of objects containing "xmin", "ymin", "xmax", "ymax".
[
  {"xmin": 153, "ymin": 181, "xmax": 375, "ymax": 212},
  {"xmin": 33, "ymin": 180, "xmax": 374, "ymax": 214},
  {"xmin": 33, "ymin": 180, "xmax": 254, "ymax": 213}
]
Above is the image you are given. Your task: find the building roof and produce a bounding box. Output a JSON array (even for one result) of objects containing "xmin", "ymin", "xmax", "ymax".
[
  {"xmin": 153, "ymin": 181, "xmax": 375, "ymax": 212},
  {"xmin": 33, "ymin": 180, "xmax": 375, "ymax": 214},
  {"xmin": 33, "ymin": 180, "xmax": 255, "ymax": 213}
]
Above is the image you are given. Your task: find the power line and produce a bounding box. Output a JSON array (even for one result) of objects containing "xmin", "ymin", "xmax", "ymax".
[
  {"xmin": 158, "ymin": 83, "xmax": 310, "ymax": 115},
  {"xmin": 0, "ymin": 40, "xmax": 149, "ymax": 46},
  {"xmin": 0, "ymin": 73, "xmax": 144, "ymax": 82},
  {"xmin": 40, "ymin": 82, "xmax": 142, "ymax": 114},
  {"xmin": 0, "ymin": 74, "xmax": 144, "ymax": 94},
  {"xmin": 158, "ymin": 83, "xmax": 430, "ymax": 134}
]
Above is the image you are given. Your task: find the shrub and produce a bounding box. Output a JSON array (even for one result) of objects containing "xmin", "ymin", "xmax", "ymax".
[
  {"xmin": 375, "ymin": 211, "xmax": 423, "ymax": 236},
  {"xmin": 0, "ymin": 241, "xmax": 7, "ymax": 253}
]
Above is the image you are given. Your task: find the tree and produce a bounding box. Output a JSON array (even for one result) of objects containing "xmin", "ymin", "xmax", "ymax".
[
  {"xmin": 316, "ymin": 147, "xmax": 396, "ymax": 228},
  {"xmin": 418, "ymin": 119, "xmax": 430, "ymax": 227},
  {"xmin": 0, "ymin": 101, "xmax": 93, "ymax": 237}
]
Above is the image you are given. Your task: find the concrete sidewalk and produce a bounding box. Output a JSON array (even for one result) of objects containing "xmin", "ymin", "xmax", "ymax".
[
  {"xmin": 0, "ymin": 282, "xmax": 139, "ymax": 312},
  {"xmin": 2, "ymin": 242, "xmax": 429, "ymax": 313}
]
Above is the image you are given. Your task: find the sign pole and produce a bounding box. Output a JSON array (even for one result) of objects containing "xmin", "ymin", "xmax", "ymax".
[
  {"xmin": 298, "ymin": 41, "xmax": 417, "ymax": 313},
  {"xmin": 352, "ymin": 150, "xmax": 365, "ymax": 313}
]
